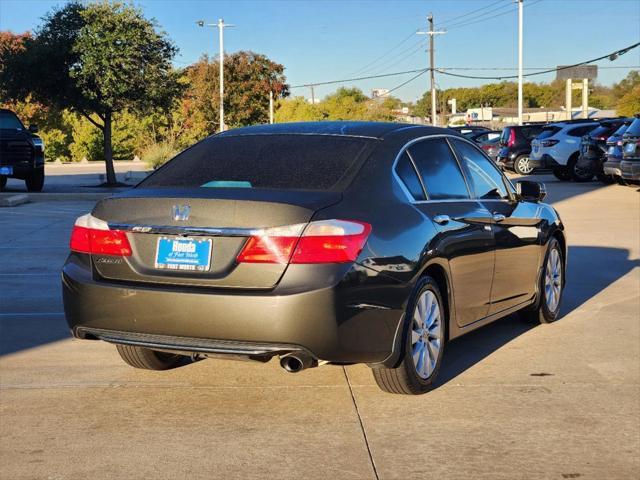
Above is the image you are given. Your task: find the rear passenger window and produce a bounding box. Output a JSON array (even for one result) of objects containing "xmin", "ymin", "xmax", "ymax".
[
  {"xmin": 408, "ymin": 138, "xmax": 470, "ymax": 200},
  {"xmin": 395, "ymin": 151, "xmax": 426, "ymax": 201},
  {"xmin": 450, "ymin": 139, "xmax": 509, "ymax": 200}
]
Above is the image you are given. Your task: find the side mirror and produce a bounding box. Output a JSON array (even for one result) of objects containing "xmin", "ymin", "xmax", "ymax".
[
  {"xmin": 516, "ymin": 180, "xmax": 546, "ymax": 202},
  {"xmin": 28, "ymin": 124, "xmax": 39, "ymax": 133}
]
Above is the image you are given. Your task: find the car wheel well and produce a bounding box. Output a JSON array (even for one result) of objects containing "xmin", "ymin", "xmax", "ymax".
[{"xmin": 421, "ymin": 264, "xmax": 450, "ymax": 340}]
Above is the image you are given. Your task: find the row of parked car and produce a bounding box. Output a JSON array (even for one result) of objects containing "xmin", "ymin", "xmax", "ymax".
[{"xmin": 451, "ymin": 116, "xmax": 640, "ymax": 184}]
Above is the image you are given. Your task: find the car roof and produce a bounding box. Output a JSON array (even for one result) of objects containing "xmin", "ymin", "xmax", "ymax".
[{"xmin": 217, "ymin": 121, "xmax": 448, "ymax": 140}]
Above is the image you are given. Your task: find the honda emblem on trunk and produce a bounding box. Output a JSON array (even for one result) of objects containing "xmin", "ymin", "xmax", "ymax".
[{"xmin": 172, "ymin": 204, "xmax": 191, "ymax": 221}]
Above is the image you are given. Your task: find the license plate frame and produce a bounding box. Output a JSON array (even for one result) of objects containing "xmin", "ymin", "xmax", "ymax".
[
  {"xmin": 154, "ymin": 237, "xmax": 212, "ymax": 272},
  {"xmin": 0, "ymin": 166, "xmax": 13, "ymax": 176}
]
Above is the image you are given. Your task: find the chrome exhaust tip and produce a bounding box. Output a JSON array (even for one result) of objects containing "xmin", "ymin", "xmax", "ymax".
[{"xmin": 279, "ymin": 353, "xmax": 314, "ymax": 373}]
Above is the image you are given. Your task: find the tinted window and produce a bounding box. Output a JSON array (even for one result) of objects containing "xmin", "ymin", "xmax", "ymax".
[
  {"xmin": 408, "ymin": 138, "xmax": 469, "ymax": 200},
  {"xmin": 140, "ymin": 134, "xmax": 373, "ymax": 191},
  {"xmin": 568, "ymin": 125, "xmax": 597, "ymax": 137},
  {"xmin": 395, "ymin": 151, "xmax": 426, "ymax": 201},
  {"xmin": 451, "ymin": 139, "xmax": 508, "ymax": 200},
  {"xmin": 521, "ymin": 126, "xmax": 543, "ymax": 140},
  {"xmin": 0, "ymin": 111, "xmax": 24, "ymax": 130},
  {"xmin": 538, "ymin": 126, "xmax": 562, "ymax": 139},
  {"xmin": 626, "ymin": 118, "xmax": 640, "ymax": 136},
  {"xmin": 589, "ymin": 125, "xmax": 616, "ymax": 139}
]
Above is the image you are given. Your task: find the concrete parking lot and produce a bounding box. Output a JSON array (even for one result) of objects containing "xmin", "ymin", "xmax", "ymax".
[{"xmin": 0, "ymin": 175, "xmax": 638, "ymax": 480}]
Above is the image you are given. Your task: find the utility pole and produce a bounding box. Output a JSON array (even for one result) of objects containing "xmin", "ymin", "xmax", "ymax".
[
  {"xmin": 269, "ymin": 91, "xmax": 274, "ymax": 124},
  {"xmin": 310, "ymin": 85, "xmax": 315, "ymax": 105},
  {"xmin": 517, "ymin": 0, "xmax": 524, "ymax": 126},
  {"xmin": 197, "ymin": 18, "xmax": 234, "ymax": 132},
  {"xmin": 418, "ymin": 14, "xmax": 445, "ymax": 126}
]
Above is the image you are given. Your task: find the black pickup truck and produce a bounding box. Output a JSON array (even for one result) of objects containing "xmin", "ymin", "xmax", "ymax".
[{"xmin": 0, "ymin": 109, "xmax": 45, "ymax": 192}]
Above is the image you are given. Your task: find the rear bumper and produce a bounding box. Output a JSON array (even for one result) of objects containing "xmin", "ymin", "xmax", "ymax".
[
  {"xmin": 603, "ymin": 159, "xmax": 622, "ymax": 177},
  {"xmin": 496, "ymin": 156, "xmax": 514, "ymax": 170},
  {"xmin": 528, "ymin": 153, "xmax": 558, "ymax": 169},
  {"xmin": 620, "ymin": 161, "xmax": 640, "ymax": 181},
  {"xmin": 62, "ymin": 255, "xmax": 408, "ymax": 364}
]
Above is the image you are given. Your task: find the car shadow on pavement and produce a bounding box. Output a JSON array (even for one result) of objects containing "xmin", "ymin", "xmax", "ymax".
[{"xmin": 435, "ymin": 245, "xmax": 638, "ymax": 388}]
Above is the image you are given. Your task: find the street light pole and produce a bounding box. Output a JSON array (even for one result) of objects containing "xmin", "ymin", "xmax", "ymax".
[
  {"xmin": 517, "ymin": 0, "xmax": 524, "ymax": 126},
  {"xmin": 197, "ymin": 18, "xmax": 234, "ymax": 132}
]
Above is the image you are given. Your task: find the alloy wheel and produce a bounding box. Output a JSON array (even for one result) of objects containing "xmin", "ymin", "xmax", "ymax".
[
  {"xmin": 411, "ymin": 290, "xmax": 442, "ymax": 379},
  {"xmin": 516, "ymin": 156, "xmax": 534, "ymax": 174},
  {"xmin": 544, "ymin": 248, "xmax": 562, "ymax": 312}
]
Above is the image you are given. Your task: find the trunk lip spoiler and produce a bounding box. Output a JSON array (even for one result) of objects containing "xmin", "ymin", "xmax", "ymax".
[{"xmin": 109, "ymin": 223, "xmax": 263, "ymax": 237}]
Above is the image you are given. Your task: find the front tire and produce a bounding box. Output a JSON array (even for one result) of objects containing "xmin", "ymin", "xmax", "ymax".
[
  {"xmin": 513, "ymin": 155, "xmax": 534, "ymax": 175},
  {"xmin": 569, "ymin": 155, "xmax": 593, "ymax": 182},
  {"xmin": 25, "ymin": 168, "xmax": 45, "ymax": 192},
  {"xmin": 372, "ymin": 276, "xmax": 446, "ymax": 395},
  {"xmin": 520, "ymin": 238, "xmax": 564, "ymax": 324},
  {"xmin": 552, "ymin": 167, "xmax": 571, "ymax": 181},
  {"xmin": 116, "ymin": 344, "xmax": 191, "ymax": 370}
]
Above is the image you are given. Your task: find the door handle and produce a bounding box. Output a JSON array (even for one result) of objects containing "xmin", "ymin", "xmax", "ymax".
[
  {"xmin": 492, "ymin": 213, "xmax": 506, "ymax": 222},
  {"xmin": 433, "ymin": 214, "xmax": 450, "ymax": 225}
]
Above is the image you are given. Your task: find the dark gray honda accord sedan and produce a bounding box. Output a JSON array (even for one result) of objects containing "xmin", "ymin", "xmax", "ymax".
[{"xmin": 62, "ymin": 122, "xmax": 567, "ymax": 394}]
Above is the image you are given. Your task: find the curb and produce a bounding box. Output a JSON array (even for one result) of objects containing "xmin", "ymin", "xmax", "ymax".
[{"xmin": 0, "ymin": 192, "xmax": 115, "ymax": 202}]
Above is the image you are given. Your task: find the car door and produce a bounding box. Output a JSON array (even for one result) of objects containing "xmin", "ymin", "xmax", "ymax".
[
  {"xmin": 406, "ymin": 137, "xmax": 495, "ymax": 327},
  {"xmin": 449, "ymin": 138, "xmax": 543, "ymax": 314}
]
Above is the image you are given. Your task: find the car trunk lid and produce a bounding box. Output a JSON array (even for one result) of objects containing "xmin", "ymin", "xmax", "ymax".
[{"xmin": 89, "ymin": 189, "xmax": 341, "ymax": 289}]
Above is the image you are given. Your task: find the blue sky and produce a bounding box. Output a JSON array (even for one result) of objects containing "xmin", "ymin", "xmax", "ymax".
[{"xmin": 1, "ymin": 0, "xmax": 639, "ymax": 102}]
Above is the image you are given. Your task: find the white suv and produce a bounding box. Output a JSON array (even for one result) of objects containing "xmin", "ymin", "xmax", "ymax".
[{"xmin": 530, "ymin": 122, "xmax": 598, "ymax": 181}]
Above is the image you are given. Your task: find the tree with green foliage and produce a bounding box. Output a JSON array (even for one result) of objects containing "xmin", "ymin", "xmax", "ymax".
[
  {"xmin": 182, "ymin": 51, "xmax": 289, "ymax": 134},
  {"xmin": 0, "ymin": 2, "xmax": 182, "ymax": 185}
]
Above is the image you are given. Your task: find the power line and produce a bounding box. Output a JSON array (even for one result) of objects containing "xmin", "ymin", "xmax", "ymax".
[
  {"xmin": 446, "ymin": 0, "xmax": 545, "ymax": 31},
  {"xmin": 372, "ymin": 40, "xmax": 425, "ymax": 74},
  {"xmin": 350, "ymin": 30, "xmax": 418, "ymax": 76},
  {"xmin": 289, "ymin": 68, "xmax": 428, "ymax": 89},
  {"xmin": 436, "ymin": 0, "xmax": 504, "ymax": 28},
  {"xmin": 386, "ymin": 70, "xmax": 429, "ymax": 95},
  {"xmin": 289, "ymin": 42, "xmax": 639, "ymax": 90},
  {"xmin": 436, "ymin": 41, "xmax": 640, "ymax": 80},
  {"xmin": 444, "ymin": 2, "xmax": 514, "ymax": 30}
]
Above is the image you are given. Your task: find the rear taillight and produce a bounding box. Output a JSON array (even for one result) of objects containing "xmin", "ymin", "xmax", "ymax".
[
  {"xmin": 237, "ymin": 219, "xmax": 372, "ymax": 265},
  {"xmin": 507, "ymin": 129, "xmax": 516, "ymax": 147},
  {"xmin": 540, "ymin": 139, "xmax": 559, "ymax": 147},
  {"xmin": 70, "ymin": 214, "xmax": 132, "ymax": 256}
]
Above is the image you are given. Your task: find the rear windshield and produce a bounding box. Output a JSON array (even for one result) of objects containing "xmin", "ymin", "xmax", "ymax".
[
  {"xmin": 626, "ymin": 118, "xmax": 640, "ymax": 136},
  {"xmin": 537, "ymin": 126, "xmax": 562, "ymax": 139},
  {"xmin": 140, "ymin": 134, "xmax": 375, "ymax": 191},
  {"xmin": 521, "ymin": 126, "xmax": 543, "ymax": 140},
  {"xmin": 0, "ymin": 111, "xmax": 24, "ymax": 130},
  {"xmin": 613, "ymin": 124, "xmax": 629, "ymax": 136},
  {"xmin": 590, "ymin": 125, "xmax": 616, "ymax": 138}
]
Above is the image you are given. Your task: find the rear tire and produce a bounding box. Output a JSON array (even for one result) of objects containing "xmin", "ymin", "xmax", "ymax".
[
  {"xmin": 372, "ymin": 276, "xmax": 446, "ymax": 395},
  {"xmin": 569, "ymin": 155, "xmax": 593, "ymax": 182},
  {"xmin": 596, "ymin": 173, "xmax": 616, "ymax": 184},
  {"xmin": 520, "ymin": 237, "xmax": 564, "ymax": 324},
  {"xmin": 513, "ymin": 155, "xmax": 534, "ymax": 175},
  {"xmin": 25, "ymin": 168, "xmax": 44, "ymax": 192},
  {"xmin": 116, "ymin": 344, "xmax": 190, "ymax": 370},
  {"xmin": 0, "ymin": 176, "xmax": 6, "ymax": 191},
  {"xmin": 552, "ymin": 167, "xmax": 571, "ymax": 181}
]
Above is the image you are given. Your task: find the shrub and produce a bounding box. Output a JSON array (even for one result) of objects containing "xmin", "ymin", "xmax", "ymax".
[{"xmin": 141, "ymin": 141, "xmax": 177, "ymax": 169}]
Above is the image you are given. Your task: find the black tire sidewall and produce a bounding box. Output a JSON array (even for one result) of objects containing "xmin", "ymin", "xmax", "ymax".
[
  {"xmin": 569, "ymin": 155, "xmax": 593, "ymax": 182},
  {"xmin": 400, "ymin": 276, "xmax": 446, "ymax": 391},
  {"xmin": 538, "ymin": 238, "xmax": 564, "ymax": 322}
]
